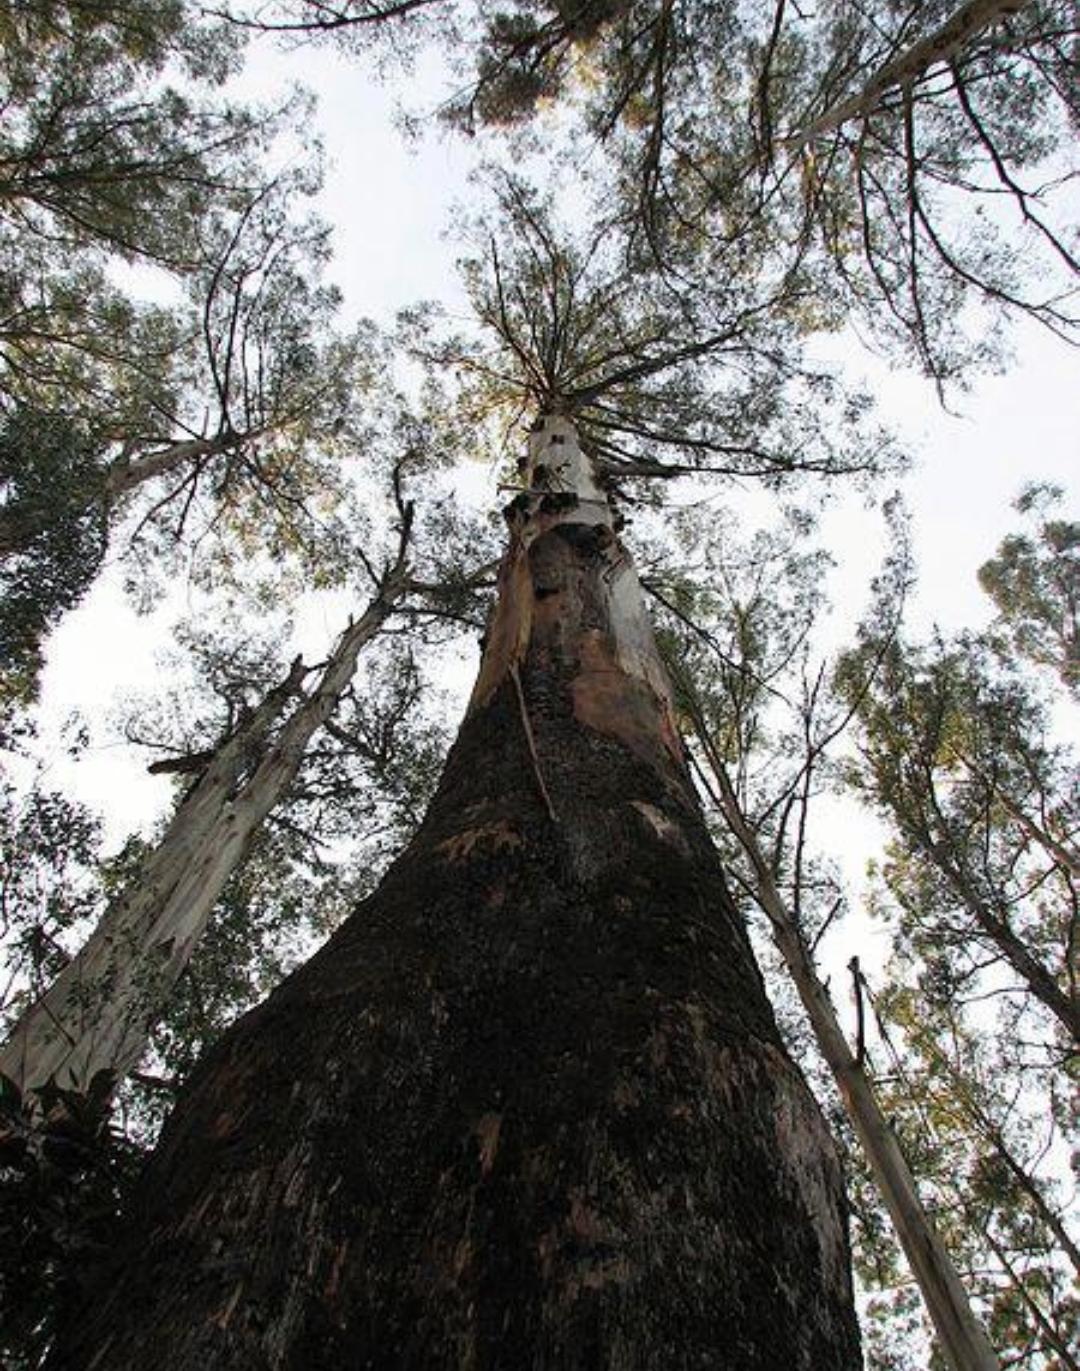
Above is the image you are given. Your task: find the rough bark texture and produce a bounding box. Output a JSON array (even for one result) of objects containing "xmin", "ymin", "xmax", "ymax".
[{"xmin": 51, "ymin": 416, "xmax": 860, "ymax": 1371}]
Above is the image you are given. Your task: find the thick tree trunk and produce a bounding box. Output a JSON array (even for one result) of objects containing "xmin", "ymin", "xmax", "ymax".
[
  {"xmin": 0, "ymin": 577, "xmax": 404, "ymax": 1099},
  {"xmin": 51, "ymin": 414, "xmax": 860, "ymax": 1371},
  {"xmin": 689, "ymin": 723, "xmax": 999, "ymax": 1371}
]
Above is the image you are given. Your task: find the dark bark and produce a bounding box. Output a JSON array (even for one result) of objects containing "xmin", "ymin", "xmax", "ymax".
[{"xmin": 51, "ymin": 453, "xmax": 860, "ymax": 1369}]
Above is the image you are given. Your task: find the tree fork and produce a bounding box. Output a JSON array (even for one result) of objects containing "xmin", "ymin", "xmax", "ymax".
[{"xmin": 51, "ymin": 414, "xmax": 860, "ymax": 1370}]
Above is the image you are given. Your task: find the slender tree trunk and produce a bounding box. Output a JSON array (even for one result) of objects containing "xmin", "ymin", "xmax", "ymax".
[
  {"xmin": 104, "ymin": 430, "xmax": 256, "ymax": 500},
  {"xmin": 688, "ymin": 722, "xmax": 1001, "ymax": 1371},
  {"xmin": 954, "ymin": 748, "xmax": 1080, "ymax": 880},
  {"xmin": 0, "ymin": 432, "xmax": 250, "ymax": 560},
  {"xmin": 980, "ymin": 1125, "xmax": 1080, "ymax": 1277},
  {"xmin": 0, "ymin": 576, "xmax": 405, "ymax": 1099},
  {"xmin": 50, "ymin": 413, "xmax": 861, "ymax": 1371},
  {"xmin": 982, "ymin": 1228, "xmax": 1080, "ymax": 1371},
  {"xmin": 787, "ymin": 0, "xmax": 1031, "ymax": 146},
  {"xmin": 928, "ymin": 849, "xmax": 1080, "ymax": 1040}
]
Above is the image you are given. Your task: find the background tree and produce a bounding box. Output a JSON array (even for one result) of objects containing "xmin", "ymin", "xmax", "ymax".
[
  {"xmin": 839, "ymin": 632, "xmax": 1079, "ymax": 1043},
  {"xmin": 0, "ymin": 409, "xmax": 109, "ymax": 728},
  {"xmin": 979, "ymin": 483, "xmax": 1080, "ymax": 697},
  {"xmin": 829, "ymin": 492, "xmax": 1080, "ymax": 1365},
  {"xmin": 856, "ymin": 977, "xmax": 1080, "ymax": 1370},
  {"xmin": 42, "ymin": 211, "xmax": 876, "ymax": 1361},
  {"xmin": 420, "ymin": 0, "xmax": 1080, "ymax": 381},
  {"xmin": 641, "ymin": 491, "xmax": 1078, "ymax": 1367},
  {"xmin": 0, "ymin": 430, "xmax": 491, "ymax": 1099}
]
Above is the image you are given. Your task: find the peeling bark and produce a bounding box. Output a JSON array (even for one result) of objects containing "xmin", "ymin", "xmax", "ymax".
[
  {"xmin": 1, "ymin": 576, "xmax": 406, "ymax": 1099},
  {"xmin": 51, "ymin": 414, "xmax": 860, "ymax": 1370}
]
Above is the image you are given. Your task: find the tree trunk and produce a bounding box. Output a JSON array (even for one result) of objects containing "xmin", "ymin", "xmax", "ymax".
[
  {"xmin": 927, "ymin": 848, "xmax": 1080, "ymax": 1040},
  {"xmin": 103, "ymin": 431, "xmax": 254, "ymax": 500},
  {"xmin": 0, "ymin": 576, "xmax": 405, "ymax": 1099},
  {"xmin": 787, "ymin": 0, "xmax": 1031, "ymax": 146},
  {"xmin": 688, "ymin": 722, "xmax": 999, "ymax": 1371},
  {"xmin": 0, "ymin": 432, "xmax": 251, "ymax": 560},
  {"xmin": 51, "ymin": 413, "xmax": 860, "ymax": 1371}
]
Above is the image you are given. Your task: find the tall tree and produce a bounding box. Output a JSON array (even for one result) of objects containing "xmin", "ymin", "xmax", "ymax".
[
  {"xmin": 0, "ymin": 465, "xmax": 418, "ymax": 1099},
  {"xmin": 839, "ymin": 634, "xmax": 1079, "ymax": 1043},
  {"xmin": 49, "ymin": 406, "xmax": 862, "ymax": 1370},
  {"xmin": 978, "ymin": 484, "xmax": 1080, "ymax": 697},
  {"xmin": 645, "ymin": 507, "xmax": 1000, "ymax": 1369}
]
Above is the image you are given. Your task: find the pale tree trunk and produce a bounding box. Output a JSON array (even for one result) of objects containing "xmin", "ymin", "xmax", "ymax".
[
  {"xmin": 0, "ymin": 575, "xmax": 407, "ymax": 1099},
  {"xmin": 104, "ymin": 430, "xmax": 258, "ymax": 500},
  {"xmin": 788, "ymin": 0, "xmax": 1031, "ymax": 146},
  {"xmin": 0, "ymin": 431, "xmax": 253, "ymax": 560},
  {"xmin": 689, "ymin": 719, "xmax": 1001, "ymax": 1371},
  {"xmin": 50, "ymin": 412, "xmax": 861, "ymax": 1370}
]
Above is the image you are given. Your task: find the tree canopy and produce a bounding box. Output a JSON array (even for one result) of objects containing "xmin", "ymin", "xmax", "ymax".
[{"xmin": 0, "ymin": 2, "xmax": 1077, "ymax": 1368}]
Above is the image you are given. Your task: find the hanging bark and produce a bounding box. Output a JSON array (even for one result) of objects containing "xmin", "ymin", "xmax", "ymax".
[
  {"xmin": 51, "ymin": 413, "xmax": 861, "ymax": 1371},
  {"xmin": 786, "ymin": 0, "xmax": 1031, "ymax": 147},
  {"xmin": 687, "ymin": 714, "xmax": 1000, "ymax": 1371},
  {"xmin": 0, "ymin": 563, "xmax": 409, "ymax": 1100}
]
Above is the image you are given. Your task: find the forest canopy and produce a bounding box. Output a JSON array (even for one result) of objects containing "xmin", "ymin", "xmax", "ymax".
[{"xmin": 0, "ymin": 3, "xmax": 1077, "ymax": 1369}]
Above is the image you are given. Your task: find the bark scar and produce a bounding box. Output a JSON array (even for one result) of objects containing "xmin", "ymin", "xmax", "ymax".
[{"xmin": 510, "ymin": 663, "xmax": 557, "ymax": 823}]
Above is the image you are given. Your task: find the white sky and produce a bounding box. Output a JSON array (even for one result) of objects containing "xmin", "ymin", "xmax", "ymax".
[{"xmin": 21, "ymin": 29, "xmax": 1080, "ymax": 1007}]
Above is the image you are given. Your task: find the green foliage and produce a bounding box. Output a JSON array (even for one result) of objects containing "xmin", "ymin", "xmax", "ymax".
[
  {"xmin": 438, "ymin": 1, "xmax": 1080, "ymax": 380},
  {"xmin": 979, "ymin": 484, "xmax": 1080, "ymax": 696},
  {"xmin": 0, "ymin": 780, "xmax": 103, "ymax": 1038},
  {"xmin": 404, "ymin": 171, "xmax": 903, "ymax": 492},
  {"xmin": 835, "ymin": 491, "xmax": 1080, "ymax": 1365},
  {"xmin": 0, "ymin": 0, "xmax": 258, "ymax": 267},
  {"xmin": 0, "ymin": 409, "xmax": 108, "ymax": 725},
  {"xmin": 838, "ymin": 627, "xmax": 1079, "ymax": 1047}
]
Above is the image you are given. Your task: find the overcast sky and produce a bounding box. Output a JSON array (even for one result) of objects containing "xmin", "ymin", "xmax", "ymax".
[{"xmin": 25, "ymin": 31, "xmax": 1080, "ymax": 1002}]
